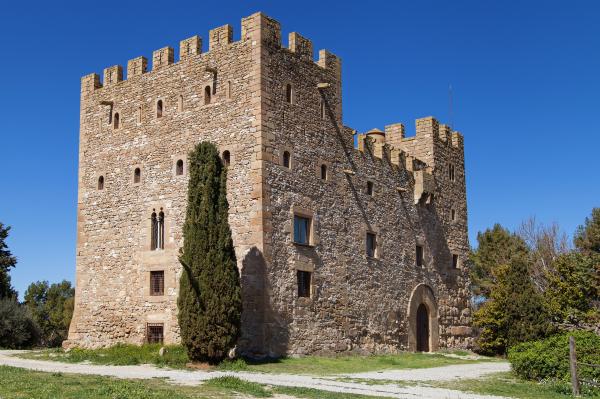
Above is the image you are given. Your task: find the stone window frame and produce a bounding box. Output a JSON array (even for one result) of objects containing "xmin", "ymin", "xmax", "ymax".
[
  {"xmin": 145, "ymin": 204, "xmax": 171, "ymax": 252},
  {"xmin": 452, "ymin": 253, "xmax": 460, "ymax": 269},
  {"xmin": 95, "ymin": 171, "xmax": 107, "ymax": 191},
  {"xmin": 361, "ymin": 224, "xmax": 382, "ymax": 260},
  {"xmin": 290, "ymin": 205, "xmax": 318, "ymax": 247},
  {"xmin": 284, "ymin": 81, "xmax": 295, "ymax": 105},
  {"xmin": 220, "ymin": 145, "xmax": 235, "ymax": 168},
  {"xmin": 172, "ymin": 155, "xmax": 186, "ymax": 177},
  {"xmin": 144, "ymin": 265, "xmax": 169, "ymax": 301},
  {"xmin": 415, "ymin": 238, "xmax": 426, "ymax": 268},
  {"xmin": 149, "ymin": 270, "xmax": 165, "ymax": 296},
  {"xmin": 132, "ymin": 164, "xmax": 143, "ymax": 186},
  {"xmin": 316, "ymin": 159, "xmax": 331, "ymax": 182},
  {"xmin": 146, "ymin": 322, "xmax": 165, "ymax": 344},
  {"xmin": 280, "ymin": 147, "xmax": 293, "ymax": 171},
  {"xmin": 294, "ymin": 262, "xmax": 315, "ymax": 302},
  {"xmin": 113, "ymin": 110, "xmax": 121, "ymax": 130},
  {"xmin": 156, "ymin": 98, "xmax": 164, "ymax": 119}
]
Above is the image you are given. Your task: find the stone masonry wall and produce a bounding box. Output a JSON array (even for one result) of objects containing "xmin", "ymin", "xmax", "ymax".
[{"xmin": 67, "ymin": 12, "xmax": 472, "ymax": 354}]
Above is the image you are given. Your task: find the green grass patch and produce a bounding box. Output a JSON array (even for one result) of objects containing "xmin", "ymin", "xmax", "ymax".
[
  {"xmin": 219, "ymin": 352, "xmax": 494, "ymax": 375},
  {"xmin": 0, "ymin": 365, "xmax": 220, "ymax": 398},
  {"xmin": 426, "ymin": 371, "xmax": 600, "ymax": 399},
  {"xmin": 204, "ymin": 376, "xmax": 272, "ymax": 397},
  {"xmin": 273, "ymin": 386, "xmax": 381, "ymax": 399},
  {"xmin": 18, "ymin": 343, "xmax": 189, "ymax": 369}
]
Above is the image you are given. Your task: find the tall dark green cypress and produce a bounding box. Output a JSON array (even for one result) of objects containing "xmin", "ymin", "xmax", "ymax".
[{"xmin": 177, "ymin": 142, "xmax": 241, "ymax": 364}]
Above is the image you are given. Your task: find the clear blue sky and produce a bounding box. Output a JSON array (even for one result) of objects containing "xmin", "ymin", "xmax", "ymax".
[{"xmin": 1, "ymin": 1, "xmax": 598, "ymax": 298}]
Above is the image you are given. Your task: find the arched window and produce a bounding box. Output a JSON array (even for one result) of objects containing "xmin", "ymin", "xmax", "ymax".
[
  {"xmin": 98, "ymin": 175, "xmax": 104, "ymax": 190},
  {"xmin": 320, "ymin": 164, "xmax": 327, "ymax": 180},
  {"xmin": 283, "ymin": 151, "xmax": 291, "ymax": 169},
  {"xmin": 223, "ymin": 150, "xmax": 231, "ymax": 167},
  {"xmin": 156, "ymin": 100, "xmax": 163, "ymax": 118},
  {"xmin": 151, "ymin": 209, "xmax": 165, "ymax": 251},
  {"xmin": 134, "ymin": 167, "xmax": 141, "ymax": 183},
  {"xmin": 176, "ymin": 159, "xmax": 184, "ymax": 176},
  {"xmin": 113, "ymin": 113, "xmax": 120, "ymax": 129},
  {"xmin": 204, "ymin": 86, "xmax": 211, "ymax": 105},
  {"xmin": 285, "ymin": 84, "xmax": 293, "ymax": 104}
]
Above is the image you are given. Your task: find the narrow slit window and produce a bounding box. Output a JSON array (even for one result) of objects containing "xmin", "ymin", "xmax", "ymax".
[
  {"xmin": 293, "ymin": 215, "xmax": 311, "ymax": 245},
  {"xmin": 138, "ymin": 106, "xmax": 143, "ymax": 123},
  {"xmin": 176, "ymin": 159, "xmax": 184, "ymax": 176},
  {"xmin": 297, "ymin": 270, "xmax": 311, "ymax": 298},
  {"xmin": 178, "ymin": 95, "xmax": 184, "ymax": 112},
  {"xmin": 97, "ymin": 176, "xmax": 104, "ymax": 190},
  {"xmin": 146, "ymin": 323, "xmax": 164, "ymax": 344},
  {"xmin": 285, "ymin": 84, "xmax": 293, "ymax": 104},
  {"xmin": 204, "ymin": 86, "xmax": 211, "ymax": 105},
  {"xmin": 416, "ymin": 245, "xmax": 424, "ymax": 267},
  {"xmin": 366, "ymin": 181, "xmax": 374, "ymax": 196},
  {"xmin": 113, "ymin": 113, "xmax": 120, "ymax": 129},
  {"xmin": 449, "ymin": 164, "xmax": 455, "ymax": 181},
  {"xmin": 227, "ymin": 81, "xmax": 232, "ymax": 99},
  {"xmin": 452, "ymin": 254, "xmax": 459, "ymax": 269},
  {"xmin": 283, "ymin": 151, "xmax": 291, "ymax": 169},
  {"xmin": 156, "ymin": 100, "xmax": 163, "ymax": 118},
  {"xmin": 320, "ymin": 99, "xmax": 325, "ymax": 119},
  {"xmin": 320, "ymin": 164, "xmax": 327, "ymax": 180},
  {"xmin": 150, "ymin": 271, "xmax": 165, "ymax": 296},
  {"xmin": 223, "ymin": 150, "xmax": 231, "ymax": 167},
  {"xmin": 134, "ymin": 167, "xmax": 141, "ymax": 184},
  {"xmin": 366, "ymin": 232, "xmax": 377, "ymax": 258},
  {"xmin": 451, "ymin": 209, "xmax": 456, "ymax": 222}
]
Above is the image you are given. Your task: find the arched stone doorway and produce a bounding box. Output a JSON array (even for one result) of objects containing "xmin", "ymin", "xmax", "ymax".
[{"xmin": 407, "ymin": 284, "xmax": 439, "ymax": 352}]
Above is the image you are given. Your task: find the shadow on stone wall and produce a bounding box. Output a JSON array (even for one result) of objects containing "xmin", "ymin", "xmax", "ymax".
[{"xmin": 238, "ymin": 246, "xmax": 289, "ymax": 358}]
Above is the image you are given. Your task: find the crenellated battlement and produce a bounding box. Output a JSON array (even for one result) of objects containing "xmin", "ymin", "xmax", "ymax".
[{"xmin": 80, "ymin": 12, "xmax": 341, "ymax": 95}]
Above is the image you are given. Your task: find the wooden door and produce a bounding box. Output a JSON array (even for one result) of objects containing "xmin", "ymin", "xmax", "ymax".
[{"xmin": 416, "ymin": 303, "xmax": 429, "ymax": 352}]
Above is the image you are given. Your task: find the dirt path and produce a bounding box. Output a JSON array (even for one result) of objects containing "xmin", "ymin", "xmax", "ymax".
[{"xmin": 0, "ymin": 350, "xmax": 511, "ymax": 399}]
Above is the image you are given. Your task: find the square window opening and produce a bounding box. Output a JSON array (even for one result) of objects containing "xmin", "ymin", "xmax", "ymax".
[
  {"xmin": 293, "ymin": 215, "xmax": 311, "ymax": 245},
  {"xmin": 150, "ymin": 271, "xmax": 165, "ymax": 296},
  {"xmin": 147, "ymin": 323, "xmax": 164, "ymax": 344},
  {"xmin": 297, "ymin": 270, "xmax": 311, "ymax": 298}
]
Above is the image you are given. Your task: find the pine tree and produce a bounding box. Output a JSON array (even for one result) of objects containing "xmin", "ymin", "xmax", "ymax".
[
  {"xmin": 574, "ymin": 208, "xmax": 600, "ymax": 255},
  {"xmin": 0, "ymin": 222, "xmax": 17, "ymax": 300},
  {"xmin": 177, "ymin": 142, "xmax": 242, "ymax": 364}
]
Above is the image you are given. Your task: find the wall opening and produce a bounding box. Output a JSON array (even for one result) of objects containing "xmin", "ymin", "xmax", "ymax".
[
  {"xmin": 407, "ymin": 284, "xmax": 439, "ymax": 352},
  {"xmin": 156, "ymin": 100, "xmax": 163, "ymax": 118},
  {"xmin": 204, "ymin": 85, "xmax": 211, "ymax": 105},
  {"xmin": 176, "ymin": 159, "xmax": 184, "ymax": 176},
  {"xmin": 113, "ymin": 113, "xmax": 120, "ymax": 129},
  {"xmin": 97, "ymin": 176, "xmax": 104, "ymax": 190},
  {"xmin": 297, "ymin": 270, "xmax": 311, "ymax": 298},
  {"xmin": 150, "ymin": 271, "xmax": 165, "ymax": 296},
  {"xmin": 320, "ymin": 164, "xmax": 327, "ymax": 180},
  {"xmin": 151, "ymin": 209, "xmax": 165, "ymax": 250},
  {"xmin": 146, "ymin": 323, "xmax": 164, "ymax": 344},
  {"xmin": 134, "ymin": 167, "xmax": 141, "ymax": 184},
  {"xmin": 416, "ymin": 303, "xmax": 429, "ymax": 352},
  {"xmin": 285, "ymin": 83, "xmax": 293, "ymax": 104},
  {"xmin": 283, "ymin": 151, "xmax": 291, "ymax": 169},
  {"xmin": 223, "ymin": 150, "xmax": 231, "ymax": 167},
  {"xmin": 416, "ymin": 245, "xmax": 424, "ymax": 267}
]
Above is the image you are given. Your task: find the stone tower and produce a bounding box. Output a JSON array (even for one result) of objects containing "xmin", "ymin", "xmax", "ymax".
[{"xmin": 66, "ymin": 12, "xmax": 472, "ymax": 355}]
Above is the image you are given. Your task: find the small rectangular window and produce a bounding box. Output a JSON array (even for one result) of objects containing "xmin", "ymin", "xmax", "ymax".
[
  {"xmin": 150, "ymin": 271, "xmax": 164, "ymax": 296},
  {"xmin": 449, "ymin": 164, "xmax": 455, "ymax": 182},
  {"xmin": 451, "ymin": 209, "xmax": 456, "ymax": 222},
  {"xmin": 297, "ymin": 270, "xmax": 311, "ymax": 298},
  {"xmin": 147, "ymin": 323, "xmax": 164, "ymax": 344},
  {"xmin": 294, "ymin": 215, "xmax": 311, "ymax": 245},
  {"xmin": 366, "ymin": 181, "xmax": 374, "ymax": 196},
  {"xmin": 416, "ymin": 245, "xmax": 424, "ymax": 267},
  {"xmin": 366, "ymin": 232, "xmax": 377, "ymax": 258},
  {"xmin": 452, "ymin": 254, "xmax": 459, "ymax": 269}
]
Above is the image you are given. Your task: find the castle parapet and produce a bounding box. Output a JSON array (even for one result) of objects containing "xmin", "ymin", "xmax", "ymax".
[
  {"xmin": 385, "ymin": 123, "xmax": 405, "ymax": 147},
  {"xmin": 152, "ymin": 47, "xmax": 174, "ymax": 70},
  {"xmin": 180, "ymin": 36, "xmax": 202, "ymax": 59},
  {"xmin": 103, "ymin": 65, "xmax": 122, "ymax": 86},
  {"xmin": 209, "ymin": 25, "xmax": 233, "ymax": 50},
  {"xmin": 81, "ymin": 73, "xmax": 101, "ymax": 96},
  {"xmin": 127, "ymin": 56, "xmax": 147, "ymax": 78},
  {"xmin": 288, "ymin": 32, "xmax": 313, "ymax": 61}
]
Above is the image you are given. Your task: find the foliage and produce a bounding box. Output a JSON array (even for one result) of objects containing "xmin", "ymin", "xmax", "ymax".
[
  {"xmin": 18, "ymin": 343, "xmax": 189, "ymax": 369},
  {"xmin": 544, "ymin": 252, "xmax": 600, "ymax": 324},
  {"xmin": 0, "ymin": 223, "xmax": 17, "ymax": 300},
  {"xmin": 517, "ymin": 217, "xmax": 570, "ymax": 291},
  {"xmin": 575, "ymin": 208, "xmax": 600, "ymax": 254},
  {"xmin": 509, "ymin": 331, "xmax": 600, "ymax": 386},
  {"xmin": 469, "ymin": 224, "xmax": 529, "ymax": 297},
  {"xmin": 0, "ymin": 298, "xmax": 40, "ymax": 348},
  {"xmin": 24, "ymin": 280, "xmax": 74, "ymax": 347},
  {"xmin": 177, "ymin": 142, "xmax": 242, "ymax": 364},
  {"xmin": 473, "ymin": 257, "xmax": 553, "ymax": 356}
]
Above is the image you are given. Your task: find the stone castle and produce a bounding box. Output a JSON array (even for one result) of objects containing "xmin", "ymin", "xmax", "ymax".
[{"xmin": 65, "ymin": 12, "xmax": 473, "ymax": 356}]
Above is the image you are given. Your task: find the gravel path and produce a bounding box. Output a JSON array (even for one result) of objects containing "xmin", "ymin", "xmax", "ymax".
[{"xmin": 0, "ymin": 350, "xmax": 511, "ymax": 399}]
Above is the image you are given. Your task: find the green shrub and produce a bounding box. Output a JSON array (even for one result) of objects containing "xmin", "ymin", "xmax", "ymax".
[
  {"xmin": 0, "ymin": 299, "xmax": 40, "ymax": 348},
  {"xmin": 508, "ymin": 331, "xmax": 600, "ymax": 383}
]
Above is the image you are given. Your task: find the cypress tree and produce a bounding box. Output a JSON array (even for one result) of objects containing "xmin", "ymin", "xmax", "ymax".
[{"xmin": 177, "ymin": 142, "xmax": 241, "ymax": 364}]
